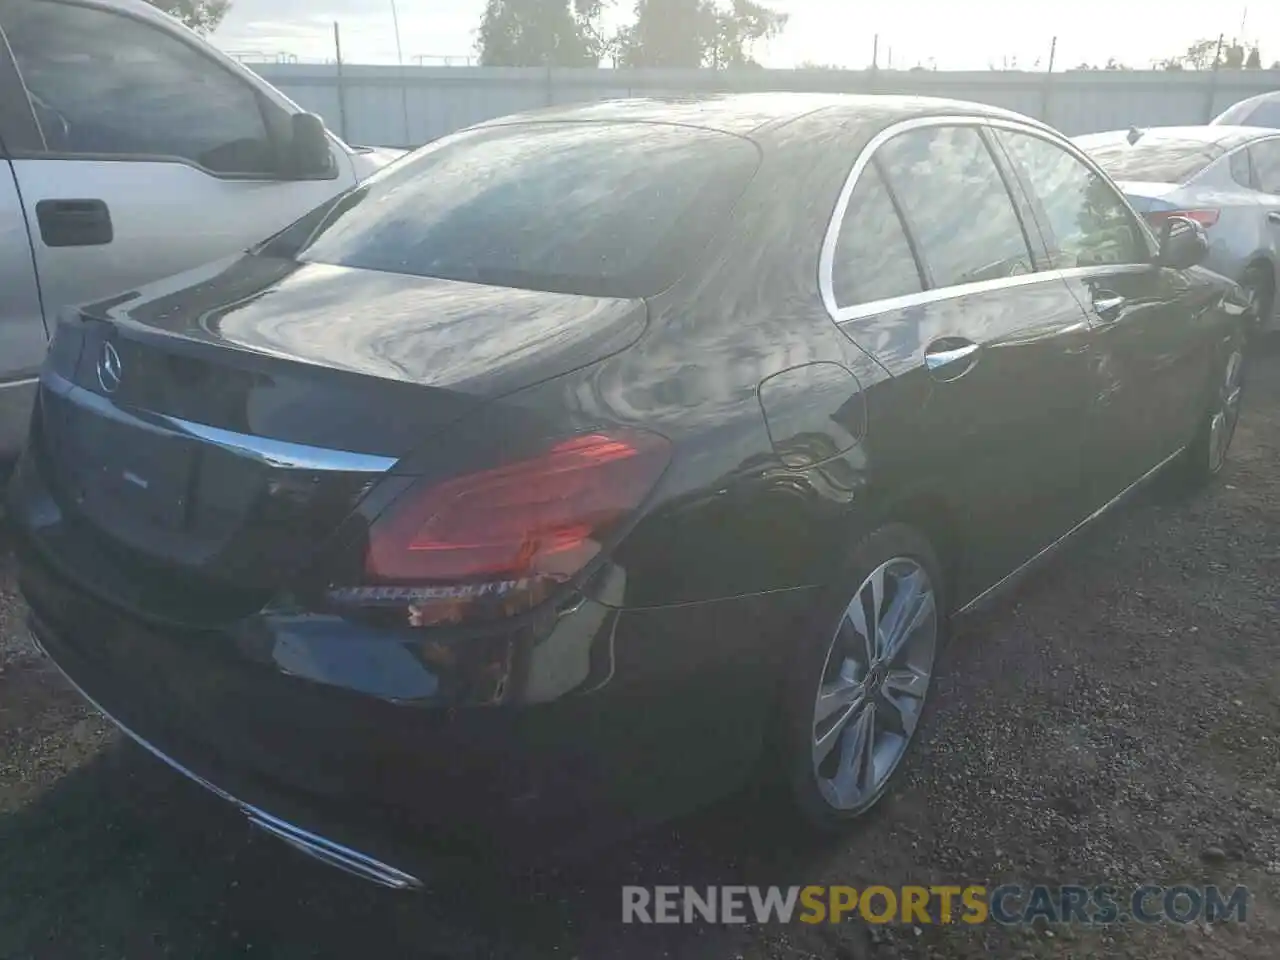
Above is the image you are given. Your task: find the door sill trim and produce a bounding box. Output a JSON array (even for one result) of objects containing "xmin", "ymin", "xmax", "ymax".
[{"xmin": 956, "ymin": 446, "xmax": 1185, "ymax": 617}]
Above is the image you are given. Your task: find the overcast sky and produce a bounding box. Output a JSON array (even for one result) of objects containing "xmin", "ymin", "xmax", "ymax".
[{"xmin": 212, "ymin": 1, "xmax": 1276, "ymax": 71}]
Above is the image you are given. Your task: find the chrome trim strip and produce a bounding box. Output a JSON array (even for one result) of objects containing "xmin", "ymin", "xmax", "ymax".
[
  {"xmin": 955, "ymin": 446, "xmax": 1185, "ymax": 616},
  {"xmin": 39, "ymin": 370, "xmax": 398, "ymax": 473},
  {"xmin": 0, "ymin": 376, "xmax": 40, "ymax": 392},
  {"xmin": 26, "ymin": 623, "xmax": 423, "ymax": 890},
  {"xmin": 159, "ymin": 415, "xmax": 400, "ymax": 473},
  {"xmin": 818, "ymin": 114, "xmax": 1159, "ymax": 327}
]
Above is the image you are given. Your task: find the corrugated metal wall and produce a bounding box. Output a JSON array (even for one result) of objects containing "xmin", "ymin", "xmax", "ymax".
[{"xmin": 249, "ymin": 63, "xmax": 1280, "ymax": 149}]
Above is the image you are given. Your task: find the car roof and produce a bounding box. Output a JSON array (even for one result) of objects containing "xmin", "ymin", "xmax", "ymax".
[
  {"xmin": 1074, "ymin": 125, "xmax": 1273, "ymax": 153},
  {"xmin": 475, "ymin": 92, "xmax": 1053, "ymax": 139},
  {"xmin": 75, "ymin": 0, "xmax": 183, "ymax": 26}
]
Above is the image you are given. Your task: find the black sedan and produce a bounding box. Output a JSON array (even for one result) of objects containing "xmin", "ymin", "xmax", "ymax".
[{"xmin": 6, "ymin": 94, "xmax": 1248, "ymax": 888}]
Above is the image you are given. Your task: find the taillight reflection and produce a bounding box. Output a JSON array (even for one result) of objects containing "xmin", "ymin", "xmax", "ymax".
[{"xmin": 1145, "ymin": 209, "xmax": 1220, "ymax": 229}]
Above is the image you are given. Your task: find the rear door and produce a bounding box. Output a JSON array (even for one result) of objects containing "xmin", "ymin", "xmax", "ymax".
[
  {"xmin": 0, "ymin": 0, "xmax": 354, "ymax": 327},
  {"xmin": 993, "ymin": 127, "xmax": 1216, "ymax": 507},
  {"xmin": 831, "ymin": 121, "xmax": 1096, "ymax": 600}
]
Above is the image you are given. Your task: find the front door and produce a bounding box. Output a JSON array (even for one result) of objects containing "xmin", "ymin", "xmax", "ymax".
[
  {"xmin": 992, "ymin": 128, "xmax": 1215, "ymax": 507},
  {"xmin": 833, "ymin": 122, "xmax": 1097, "ymax": 600}
]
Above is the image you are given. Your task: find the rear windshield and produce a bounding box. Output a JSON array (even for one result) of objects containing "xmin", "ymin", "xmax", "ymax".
[
  {"xmin": 261, "ymin": 122, "xmax": 760, "ymax": 299},
  {"xmin": 1081, "ymin": 138, "xmax": 1219, "ymax": 184},
  {"xmin": 1216, "ymin": 98, "xmax": 1280, "ymax": 128}
]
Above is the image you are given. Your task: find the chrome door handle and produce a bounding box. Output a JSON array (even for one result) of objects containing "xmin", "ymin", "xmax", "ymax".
[
  {"xmin": 1092, "ymin": 292, "xmax": 1127, "ymax": 321},
  {"xmin": 1268, "ymin": 211, "xmax": 1280, "ymax": 224},
  {"xmin": 924, "ymin": 340, "xmax": 980, "ymax": 380}
]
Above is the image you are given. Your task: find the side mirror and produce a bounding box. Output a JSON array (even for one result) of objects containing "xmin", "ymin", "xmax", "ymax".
[
  {"xmin": 288, "ymin": 113, "xmax": 334, "ymax": 179},
  {"xmin": 1156, "ymin": 215, "xmax": 1208, "ymax": 269}
]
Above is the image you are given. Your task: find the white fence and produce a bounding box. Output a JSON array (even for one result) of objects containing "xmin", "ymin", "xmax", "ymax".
[{"xmin": 248, "ymin": 63, "xmax": 1280, "ymax": 149}]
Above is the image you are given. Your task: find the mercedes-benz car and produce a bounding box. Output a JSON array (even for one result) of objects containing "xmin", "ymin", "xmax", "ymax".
[{"xmin": 7, "ymin": 94, "xmax": 1248, "ymax": 889}]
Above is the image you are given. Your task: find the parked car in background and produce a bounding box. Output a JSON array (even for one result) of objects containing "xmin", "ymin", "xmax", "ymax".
[
  {"xmin": 1074, "ymin": 125, "xmax": 1280, "ymax": 333},
  {"xmin": 8, "ymin": 93, "xmax": 1249, "ymax": 888},
  {"xmin": 1213, "ymin": 90, "xmax": 1280, "ymax": 128},
  {"xmin": 0, "ymin": 0, "xmax": 404, "ymax": 468}
]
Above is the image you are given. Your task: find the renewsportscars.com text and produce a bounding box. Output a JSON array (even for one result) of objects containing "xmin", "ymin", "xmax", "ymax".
[{"xmin": 622, "ymin": 884, "xmax": 1250, "ymax": 926}]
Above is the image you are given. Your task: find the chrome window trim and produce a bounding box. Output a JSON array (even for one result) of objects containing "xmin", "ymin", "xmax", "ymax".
[{"xmin": 820, "ymin": 114, "xmax": 1158, "ymax": 326}]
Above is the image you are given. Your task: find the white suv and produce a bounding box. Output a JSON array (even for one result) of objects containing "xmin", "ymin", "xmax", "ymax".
[{"xmin": 0, "ymin": 0, "xmax": 403, "ymax": 462}]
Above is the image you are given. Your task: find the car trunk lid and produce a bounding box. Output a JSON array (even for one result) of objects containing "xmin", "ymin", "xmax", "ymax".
[{"xmin": 30, "ymin": 254, "xmax": 647, "ymax": 620}]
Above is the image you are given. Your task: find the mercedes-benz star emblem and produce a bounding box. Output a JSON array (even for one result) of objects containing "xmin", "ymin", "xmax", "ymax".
[{"xmin": 97, "ymin": 341, "xmax": 123, "ymax": 394}]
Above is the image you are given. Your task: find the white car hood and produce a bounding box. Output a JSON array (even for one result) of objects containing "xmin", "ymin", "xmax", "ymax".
[{"xmin": 348, "ymin": 145, "xmax": 410, "ymax": 181}]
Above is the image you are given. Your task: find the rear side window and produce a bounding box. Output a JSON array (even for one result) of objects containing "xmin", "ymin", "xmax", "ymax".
[
  {"xmin": 1, "ymin": 0, "xmax": 276, "ymax": 175},
  {"xmin": 1230, "ymin": 149, "xmax": 1254, "ymax": 190},
  {"xmin": 830, "ymin": 165, "xmax": 923, "ymax": 307},
  {"xmin": 280, "ymin": 122, "xmax": 759, "ymax": 299},
  {"xmin": 1238, "ymin": 101, "xmax": 1280, "ymax": 129},
  {"xmin": 877, "ymin": 126, "xmax": 1034, "ymax": 289},
  {"xmin": 1249, "ymin": 141, "xmax": 1280, "ymax": 194},
  {"xmin": 995, "ymin": 130, "xmax": 1148, "ymax": 269}
]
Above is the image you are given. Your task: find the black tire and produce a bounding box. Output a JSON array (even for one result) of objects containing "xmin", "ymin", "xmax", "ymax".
[
  {"xmin": 777, "ymin": 523, "xmax": 946, "ymax": 832},
  {"xmin": 1241, "ymin": 265, "xmax": 1275, "ymax": 337},
  {"xmin": 1175, "ymin": 330, "xmax": 1247, "ymax": 490}
]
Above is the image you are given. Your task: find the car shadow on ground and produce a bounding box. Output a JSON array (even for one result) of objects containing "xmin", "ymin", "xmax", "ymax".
[{"xmin": 0, "ymin": 727, "xmax": 914, "ymax": 959}]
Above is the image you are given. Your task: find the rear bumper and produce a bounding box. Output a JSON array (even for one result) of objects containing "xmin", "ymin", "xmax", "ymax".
[
  {"xmin": 26, "ymin": 620, "xmax": 423, "ymax": 890},
  {"xmin": 8, "ymin": 445, "xmax": 818, "ymax": 879}
]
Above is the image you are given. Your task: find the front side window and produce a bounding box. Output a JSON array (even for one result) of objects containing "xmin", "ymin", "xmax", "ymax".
[
  {"xmin": 1, "ymin": 0, "xmax": 275, "ymax": 175},
  {"xmin": 1249, "ymin": 141, "xmax": 1280, "ymax": 194},
  {"xmin": 263, "ymin": 122, "xmax": 759, "ymax": 299},
  {"xmin": 996, "ymin": 130, "xmax": 1147, "ymax": 269},
  {"xmin": 877, "ymin": 125, "xmax": 1034, "ymax": 289},
  {"xmin": 830, "ymin": 164, "xmax": 923, "ymax": 308}
]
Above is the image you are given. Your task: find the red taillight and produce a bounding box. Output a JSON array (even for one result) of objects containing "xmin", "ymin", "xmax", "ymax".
[
  {"xmin": 328, "ymin": 429, "xmax": 670, "ymax": 625},
  {"xmin": 1145, "ymin": 208, "xmax": 1219, "ymax": 229}
]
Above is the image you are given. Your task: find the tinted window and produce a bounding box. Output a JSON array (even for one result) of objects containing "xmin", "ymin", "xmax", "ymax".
[
  {"xmin": 1249, "ymin": 141, "xmax": 1280, "ymax": 194},
  {"xmin": 1, "ymin": 0, "xmax": 276, "ymax": 174},
  {"xmin": 1079, "ymin": 137, "xmax": 1217, "ymax": 183},
  {"xmin": 831, "ymin": 165, "xmax": 922, "ymax": 307},
  {"xmin": 1244, "ymin": 102, "xmax": 1280, "ymax": 128},
  {"xmin": 878, "ymin": 126, "xmax": 1033, "ymax": 288},
  {"xmin": 271, "ymin": 123, "xmax": 759, "ymax": 299},
  {"xmin": 996, "ymin": 131, "xmax": 1147, "ymax": 269},
  {"xmin": 1230, "ymin": 149, "xmax": 1254, "ymax": 190}
]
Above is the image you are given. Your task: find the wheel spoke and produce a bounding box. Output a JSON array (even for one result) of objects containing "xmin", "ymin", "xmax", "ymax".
[
  {"xmin": 879, "ymin": 667, "xmax": 928, "ymax": 736},
  {"xmin": 814, "ymin": 673, "xmax": 863, "ymax": 726},
  {"xmin": 813, "ymin": 694, "xmax": 863, "ymax": 767},
  {"xmin": 845, "ymin": 566, "xmax": 883, "ymax": 666},
  {"xmin": 877, "ymin": 569, "xmax": 933, "ymax": 663},
  {"xmin": 831, "ymin": 703, "xmax": 876, "ymax": 806}
]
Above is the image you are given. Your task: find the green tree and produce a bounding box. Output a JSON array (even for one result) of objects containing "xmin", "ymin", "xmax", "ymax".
[
  {"xmin": 476, "ymin": 0, "xmax": 595, "ymax": 66},
  {"xmin": 145, "ymin": 0, "xmax": 230, "ymax": 33},
  {"xmin": 619, "ymin": 0, "xmax": 709, "ymax": 67},
  {"xmin": 619, "ymin": 0, "xmax": 786, "ymax": 68}
]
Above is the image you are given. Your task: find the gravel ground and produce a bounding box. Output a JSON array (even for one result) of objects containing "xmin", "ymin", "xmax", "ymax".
[{"xmin": 1, "ymin": 350, "xmax": 1278, "ymax": 959}]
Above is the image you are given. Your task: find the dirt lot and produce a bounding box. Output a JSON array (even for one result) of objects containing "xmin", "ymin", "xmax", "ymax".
[{"xmin": 1, "ymin": 352, "xmax": 1278, "ymax": 960}]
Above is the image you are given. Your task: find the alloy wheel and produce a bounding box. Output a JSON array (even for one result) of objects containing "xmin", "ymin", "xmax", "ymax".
[
  {"xmin": 1208, "ymin": 348, "xmax": 1245, "ymax": 474},
  {"xmin": 811, "ymin": 557, "xmax": 938, "ymax": 812}
]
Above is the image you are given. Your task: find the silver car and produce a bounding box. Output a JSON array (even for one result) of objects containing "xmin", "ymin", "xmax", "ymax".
[
  {"xmin": 1213, "ymin": 91, "xmax": 1280, "ymax": 128},
  {"xmin": 1075, "ymin": 125, "xmax": 1280, "ymax": 331}
]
